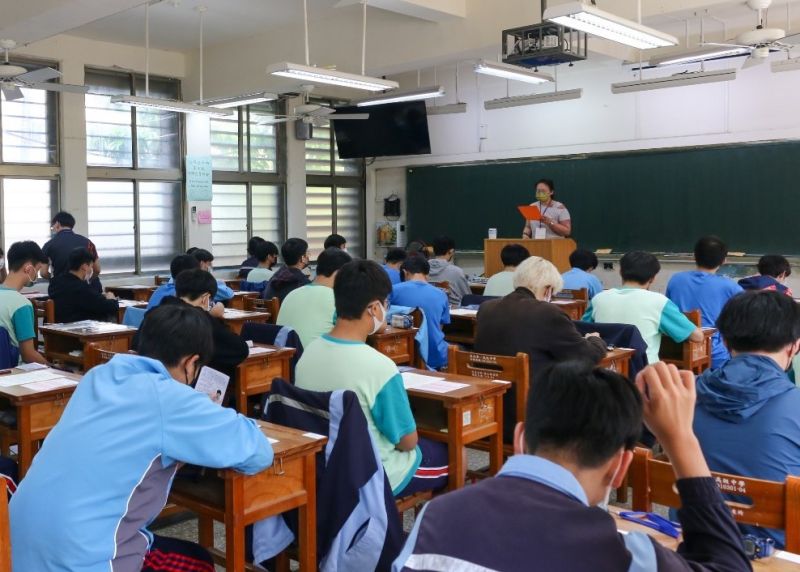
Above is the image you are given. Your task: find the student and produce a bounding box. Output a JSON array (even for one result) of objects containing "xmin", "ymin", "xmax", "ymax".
[
  {"xmin": 382, "ymin": 247, "xmax": 407, "ymax": 286},
  {"xmin": 483, "ymin": 243, "xmax": 530, "ymax": 297},
  {"xmin": 694, "ymin": 290, "xmax": 800, "ymax": 548},
  {"xmin": 10, "ymin": 303, "xmax": 273, "ymax": 572},
  {"xmin": 136, "ymin": 269, "xmax": 248, "ymax": 382},
  {"xmin": 264, "ymin": 238, "xmax": 311, "ymax": 302},
  {"xmin": 324, "ymin": 233, "xmax": 347, "ymax": 251},
  {"xmin": 147, "ymin": 254, "xmax": 200, "ymax": 309},
  {"xmin": 245, "ymin": 240, "xmax": 280, "ymax": 284},
  {"xmin": 0, "ymin": 241, "xmax": 49, "ymax": 365},
  {"xmin": 390, "ymin": 255, "xmax": 450, "ymax": 370},
  {"xmin": 277, "ymin": 247, "xmax": 351, "ymax": 349},
  {"xmin": 406, "ymin": 239, "xmax": 431, "ymax": 259},
  {"xmin": 585, "ymin": 251, "xmax": 703, "ymax": 365},
  {"xmin": 475, "ymin": 256, "xmax": 606, "ymax": 442},
  {"xmin": 393, "ymin": 361, "xmax": 750, "ymax": 572},
  {"xmin": 428, "ymin": 235, "xmax": 470, "ymax": 306},
  {"xmin": 666, "ymin": 236, "xmax": 743, "ymax": 369},
  {"xmin": 562, "ymin": 248, "xmax": 604, "ymax": 299},
  {"xmin": 48, "ymin": 247, "xmax": 119, "ymax": 323},
  {"xmin": 295, "ymin": 260, "xmax": 448, "ymax": 497},
  {"xmin": 190, "ymin": 248, "xmax": 234, "ymax": 302},
  {"xmin": 238, "ymin": 236, "xmax": 267, "ymax": 278},
  {"xmin": 738, "ymin": 254, "xmax": 793, "ymax": 296},
  {"xmin": 41, "ymin": 211, "xmax": 101, "ymax": 284}
]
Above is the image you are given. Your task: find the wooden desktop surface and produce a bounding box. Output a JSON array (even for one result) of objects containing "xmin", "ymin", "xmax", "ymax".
[
  {"xmin": 40, "ymin": 322, "xmax": 137, "ymax": 370},
  {"xmin": 234, "ymin": 344, "xmax": 295, "ymax": 415}
]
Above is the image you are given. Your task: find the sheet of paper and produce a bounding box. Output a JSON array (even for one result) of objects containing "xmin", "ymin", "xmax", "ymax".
[
  {"xmin": 16, "ymin": 362, "xmax": 49, "ymax": 372},
  {"xmin": 194, "ymin": 366, "xmax": 230, "ymax": 406},
  {"xmin": 0, "ymin": 369, "xmax": 65, "ymax": 388},
  {"xmin": 268, "ymin": 437, "xmax": 279, "ymax": 444},
  {"xmin": 402, "ymin": 372, "xmax": 444, "ymax": 390},
  {"xmin": 449, "ymin": 308, "xmax": 478, "ymax": 317},
  {"xmin": 23, "ymin": 378, "xmax": 78, "ymax": 392},
  {"xmin": 419, "ymin": 380, "xmax": 470, "ymax": 394},
  {"xmin": 777, "ymin": 551, "xmax": 800, "ymax": 564},
  {"xmin": 551, "ymin": 300, "xmax": 576, "ymax": 306},
  {"xmin": 303, "ymin": 432, "xmax": 326, "ymax": 440},
  {"xmin": 401, "ymin": 372, "xmax": 468, "ymax": 393},
  {"xmin": 249, "ymin": 346, "xmax": 277, "ymax": 356}
]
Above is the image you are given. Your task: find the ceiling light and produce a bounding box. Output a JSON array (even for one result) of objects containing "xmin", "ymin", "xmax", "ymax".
[
  {"xmin": 772, "ymin": 57, "xmax": 800, "ymax": 73},
  {"xmin": 110, "ymin": 95, "xmax": 234, "ymax": 117},
  {"xmin": 611, "ymin": 68, "xmax": 737, "ymax": 94},
  {"xmin": 484, "ymin": 88, "xmax": 583, "ymax": 110},
  {"xmin": 544, "ymin": 1, "xmax": 678, "ymax": 50},
  {"xmin": 649, "ymin": 46, "xmax": 751, "ymax": 66},
  {"xmin": 427, "ymin": 102, "xmax": 468, "ymax": 115},
  {"xmin": 267, "ymin": 62, "xmax": 398, "ymax": 92},
  {"xmin": 354, "ymin": 85, "xmax": 445, "ymax": 107},
  {"xmin": 474, "ymin": 60, "xmax": 554, "ymax": 84},
  {"xmin": 205, "ymin": 92, "xmax": 278, "ymax": 108}
]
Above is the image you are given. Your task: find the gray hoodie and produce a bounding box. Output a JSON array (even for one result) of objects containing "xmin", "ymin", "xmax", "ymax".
[{"xmin": 428, "ymin": 258, "xmax": 471, "ymax": 306}]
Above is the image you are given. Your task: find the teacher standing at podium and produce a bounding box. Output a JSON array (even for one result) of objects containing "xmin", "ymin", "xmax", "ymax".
[{"xmin": 521, "ymin": 178, "xmax": 571, "ymax": 239}]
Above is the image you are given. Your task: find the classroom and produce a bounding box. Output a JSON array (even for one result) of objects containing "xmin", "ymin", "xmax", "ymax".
[{"xmin": 0, "ymin": 0, "xmax": 799, "ymax": 570}]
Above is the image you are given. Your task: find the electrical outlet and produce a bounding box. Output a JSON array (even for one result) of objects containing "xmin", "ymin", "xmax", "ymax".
[{"xmin": 603, "ymin": 262, "xmax": 614, "ymax": 270}]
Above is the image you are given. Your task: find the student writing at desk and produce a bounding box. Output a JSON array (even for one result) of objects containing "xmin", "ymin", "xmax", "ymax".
[
  {"xmin": 48, "ymin": 247, "xmax": 119, "ymax": 323},
  {"xmin": 148, "ymin": 254, "xmax": 199, "ymax": 309},
  {"xmin": 10, "ymin": 304, "xmax": 273, "ymax": 572}
]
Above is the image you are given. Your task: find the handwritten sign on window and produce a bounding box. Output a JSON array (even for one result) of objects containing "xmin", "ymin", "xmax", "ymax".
[{"xmin": 186, "ymin": 155, "xmax": 212, "ymax": 201}]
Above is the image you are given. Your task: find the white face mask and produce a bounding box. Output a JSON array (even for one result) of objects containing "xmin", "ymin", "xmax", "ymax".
[
  {"xmin": 0, "ymin": 258, "xmax": 4, "ymax": 271},
  {"xmin": 597, "ymin": 460, "xmax": 622, "ymax": 511},
  {"xmin": 85, "ymin": 267, "xmax": 94, "ymax": 283},
  {"xmin": 369, "ymin": 302, "xmax": 387, "ymax": 335}
]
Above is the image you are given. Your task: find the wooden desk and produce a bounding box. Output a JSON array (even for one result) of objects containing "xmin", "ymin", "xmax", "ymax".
[
  {"xmin": 660, "ymin": 327, "xmax": 716, "ymax": 374},
  {"xmin": 168, "ymin": 422, "xmax": 326, "ymax": 572},
  {"xmin": 484, "ymin": 238, "xmax": 576, "ymax": 277},
  {"xmin": 367, "ymin": 327, "xmax": 417, "ymax": 366},
  {"xmin": 599, "ymin": 347, "xmax": 637, "ymax": 378},
  {"xmin": 551, "ymin": 299, "xmax": 587, "ymax": 320},
  {"xmin": 225, "ymin": 279, "xmax": 242, "ymax": 291},
  {"xmin": 443, "ymin": 309, "xmax": 478, "ymax": 346},
  {"xmin": 469, "ymin": 282, "xmax": 486, "ymax": 295},
  {"xmin": 234, "ymin": 345, "xmax": 296, "ymax": 415},
  {"xmin": 228, "ymin": 291, "xmax": 260, "ymax": 310},
  {"xmin": 105, "ymin": 285, "xmax": 156, "ymax": 302},
  {"xmin": 116, "ymin": 299, "xmax": 147, "ymax": 323},
  {"xmin": 610, "ymin": 506, "xmax": 800, "ymax": 571},
  {"xmin": 222, "ymin": 309, "xmax": 271, "ymax": 335},
  {"xmin": 20, "ymin": 291, "xmax": 48, "ymax": 301},
  {"xmin": 0, "ymin": 369, "xmax": 81, "ymax": 477},
  {"xmin": 40, "ymin": 322, "xmax": 137, "ymax": 371},
  {"xmin": 403, "ymin": 369, "xmax": 508, "ymax": 491}
]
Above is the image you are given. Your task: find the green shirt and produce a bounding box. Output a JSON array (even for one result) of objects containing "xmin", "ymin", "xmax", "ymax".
[
  {"xmin": 246, "ymin": 267, "xmax": 275, "ymax": 284},
  {"xmin": 583, "ymin": 287, "xmax": 696, "ymax": 364},
  {"xmin": 276, "ymin": 284, "xmax": 336, "ymax": 349},
  {"xmin": 0, "ymin": 286, "xmax": 36, "ymax": 352},
  {"xmin": 295, "ymin": 335, "xmax": 421, "ymax": 493},
  {"xmin": 483, "ymin": 271, "xmax": 515, "ymax": 297}
]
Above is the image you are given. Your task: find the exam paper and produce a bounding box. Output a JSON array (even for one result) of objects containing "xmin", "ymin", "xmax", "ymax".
[
  {"xmin": 449, "ymin": 308, "xmax": 478, "ymax": 317},
  {"xmin": 194, "ymin": 366, "xmax": 230, "ymax": 405},
  {"xmin": 401, "ymin": 372, "xmax": 469, "ymax": 394},
  {"xmin": 0, "ymin": 369, "xmax": 65, "ymax": 388},
  {"xmin": 16, "ymin": 363, "xmax": 49, "ymax": 372},
  {"xmin": 23, "ymin": 378, "xmax": 78, "ymax": 392},
  {"xmin": 249, "ymin": 346, "xmax": 277, "ymax": 356}
]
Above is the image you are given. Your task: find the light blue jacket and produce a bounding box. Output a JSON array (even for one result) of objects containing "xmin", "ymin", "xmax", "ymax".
[{"xmin": 10, "ymin": 354, "xmax": 272, "ymax": 572}]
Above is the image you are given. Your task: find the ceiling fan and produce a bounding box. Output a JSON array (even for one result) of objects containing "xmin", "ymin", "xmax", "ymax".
[
  {"xmin": 0, "ymin": 39, "xmax": 88, "ymax": 101},
  {"xmin": 261, "ymin": 85, "xmax": 368, "ymax": 126},
  {"xmin": 702, "ymin": 0, "xmax": 800, "ymax": 68}
]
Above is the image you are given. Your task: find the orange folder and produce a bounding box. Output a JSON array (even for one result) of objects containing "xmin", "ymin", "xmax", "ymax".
[{"xmin": 517, "ymin": 205, "xmax": 541, "ymax": 221}]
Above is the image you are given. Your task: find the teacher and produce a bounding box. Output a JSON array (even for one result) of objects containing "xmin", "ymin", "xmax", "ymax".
[{"xmin": 521, "ymin": 178, "xmax": 571, "ymax": 239}]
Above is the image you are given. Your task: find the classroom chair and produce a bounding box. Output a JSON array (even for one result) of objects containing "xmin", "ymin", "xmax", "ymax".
[
  {"xmin": 122, "ymin": 306, "xmax": 147, "ymax": 329},
  {"xmin": 32, "ymin": 298, "xmax": 55, "ymax": 346},
  {"xmin": 84, "ymin": 343, "xmax": 120, "ymax": 371},
  {"xmin": 430, "ymin": 281, "xmax": 451, "ymax": 297},
  {"xmin": 658, "ymin": 309, "xmax": 711, "ymax": 374},
  {"xmin": 154, "ymin": 275, "xmax": 170, "ymax": 286},
  {"xmin": 630, "ymin": 447, "xmax": 800, "ymax": 553},
  {"xmin": 245, "ymin": 296, "xmax": 280, "ymax": 324},
  {"xmin": 0, "ymin": 478, "xmax": 10, "ymax": 572},
  {"xmin": 554, "ymin": 287, "xmax": 589, "ymax": 302}
]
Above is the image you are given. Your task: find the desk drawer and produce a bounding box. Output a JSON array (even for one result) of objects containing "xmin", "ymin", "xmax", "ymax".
[
  {"xmin": 29, "ymin": 398, "xmax": 69, "ymax": 435},
  {"xmin": 375, "ymin": 335, "xmax": 413, "ymax": 365},
  {"xmin": 239, "ymin": 360, "xmax": 286, "ymax": 396}
]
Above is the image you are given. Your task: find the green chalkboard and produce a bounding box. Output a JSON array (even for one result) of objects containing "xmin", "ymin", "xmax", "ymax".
[{"xmin": 406, "ymin": 141, "xmax": 800, "ymax": 255}]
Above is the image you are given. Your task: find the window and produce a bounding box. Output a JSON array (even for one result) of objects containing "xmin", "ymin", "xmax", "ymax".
[
  {"xmin": 211, "ymin": 102, "xmax": 285, "ymax": 266},
  {"xmin": 1, "ymin": 88, "xmax": 57, "ymax": 165},
  {"xmin": 1, "ymin": 178, "xmax": 58, "ymax": 254},
  {"xmin": 305, "ymin": 116, "xmax": 364, "ymax": 258},
  {"xmin": 85, "ymin": 69, "xmax": 183, "ymax": 274}
]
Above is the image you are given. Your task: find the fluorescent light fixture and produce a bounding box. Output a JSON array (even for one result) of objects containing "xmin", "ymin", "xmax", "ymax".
[
  {"xmin": 544, "ymin": 1, "xmax": 678, "ymax": 50},
  {"xmin": 110, "ymin": 95, "xmax": 234, "ymax": 117},
  {"xmin": 772, "ymin": 57, "xmax": 800, "ymax": 73},
  {"xmin": 474, "ymin": 60, "xmax": 554, "ymax": 84},
  {"xmin": 354, "ymin": 85, "xmax": 445, "ymax": 107},
  {"xmin": 205, "ymin": 91, "xmax": 278, "ymax": 109},
  {"xmin": 649, "ymin": 46, "xmax": 750, "ymax": 67},
  {"xmin": 484, "ymin": 88, "xmax": 583, "ymax": 110},
  {"xmin": 427, "ymin": 102, "xmax": 468, "ymax": 115},
  {"xmin": 611, "ymin": 68, "xmax": 737, "ymax": 94},
  {"xmin": 267, "ymin": 61, "xmax": 398, "ymax": 92}
]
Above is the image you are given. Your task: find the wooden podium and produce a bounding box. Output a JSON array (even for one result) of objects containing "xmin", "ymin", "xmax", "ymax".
[{"xmin": 484, "ymin": 238, "xmax": 577, "ymax": 277}]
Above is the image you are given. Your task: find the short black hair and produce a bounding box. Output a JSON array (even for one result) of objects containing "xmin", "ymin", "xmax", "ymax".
[
  {"xmin": 175, "ymin": 269, "xmax": 218, "ymax": 301},
  {"xmin": 569, "ymin": 249, "xmax": 598, "ymax": 272},
  {"xmin": 7, "ymin": 241, "xmax": 48, "ymax": 272},
  {"xmin": 758, "ymin": 255, "xmax": 791, "ymax": 279},
  {"xmin": 316, "ymin": 247, "xmax": 352, "ymax": 278},
  {"xmin": 334, "ymin": 260, "xmax": 392, "ymax": 320},
  {"xmin": 247, "ymin": 236, "xmax": 266, "ymax": 257},
  {"xmin": 694, "ymin": 235, "xmax": 728, "ymax": 269},
  {"xmin": 137, "ymin": 304, "xmax": 213, "ymax": 368},
  {"xmin": 500, "ymin": 244, "xmax": 530, "ymax": 268},
  {"xmin": 717, "ymin": 290, "xmax": 800, "ymax": 353},
  {"xmin": 432, "ymin": 236, "xmax": 455, "ymax": 256},
  {"xmin": 186, "ymin": 247, "xmax": 199, "ymax": 255},
  {"xmin": 191, "ymin": 248, "xmax": 214, "ymax": 264},
  {"xmin": 406, "ymin": 239, "xmax": 429, "ymax": 259},
  {"xmin": 525, "ymin": 361, "xmax": 643, "ymax": 468},
  {"xmin": 385, "ymin": 248, "xmax": 407, "ymax": 264},
  {"xmin": 401, "ymin": 253, "xmax": 430, "ymax": 276},
  {"xmin": 67, "ymin": 247, "xmax": 96, "ymax": 271},
  {"xmin": 323, "ymin": 234, "xmax": 347, "ymax": 250},
  {"xmin": 281, "ymin": 238, "xmax": 308, "ymax": 266},
  {"xmin": 536, "ymin": 178, "xmax": 555, "ymax": 192},
  {"xmin": 51, "ymin": 211, "xmax": 75, "ymax": 228},
  {"xmin": 253, "ymin": 240, "xmax": 279, "ymax": 264},
  {"xmin": 170, "ymin": 254, "xmax": 200, "ymax": 279},
  {"xmin": 620, "ymin": 251, "xmax": 660, "ymax": 285}
]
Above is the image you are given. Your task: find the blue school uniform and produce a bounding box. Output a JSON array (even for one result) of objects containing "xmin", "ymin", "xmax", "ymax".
[{"xmin": 561, "ymin": 268, "xmax": 604, "ymax": 299}]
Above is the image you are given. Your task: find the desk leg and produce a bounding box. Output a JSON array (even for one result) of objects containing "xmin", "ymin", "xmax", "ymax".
[
  {"xmin": 297, "ymin": 454, "xmax": 317, "ymax": 571},
  {"xmin": 17, "ymin": 406, "xmax": 33, "ymax": 479},
  {"xmin": 488, "ymin": 395, "xmax": 503, "ymax": 476},
  {"xmin": 225, "ymin": 478, "xmax": 246, "ymax": 572},
  {"xmin": 198, "ymin": 515, "xmax": 214, "ymax": 549},
  {"xmin": 446, "ymin": 406, "xmax": 465, "ymax": 491}
]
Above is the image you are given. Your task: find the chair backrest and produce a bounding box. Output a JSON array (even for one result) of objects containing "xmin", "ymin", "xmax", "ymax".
[
  {"xmin": 631, "ymin": 447, "xmax": 800, "ymax": 552},
  {"xmin": 122, "ymin": 306, "xmax": 147, "ymax": 329},
  {"xmin": 684, "ymin": 309, "xmax": 702, "ymax": 327},
  {"xmin": 245, "ymin": 296, "xmax": 280, "ymax": 324},
  {"xmin": 409, "ymin": 308, "xmax": 423, "ymax": 329},
  {"xmin": 461, "ymin": 294, "xmax": 498, "ymax": 308},
  {"xmin": 430, "ymin": 281, "xmax": 451, "ymax": 295},
  {"xmin": 85, "ymin": 343, "xmax": 119, "ymax": 371},
  {"xmin": 154, "ymin": 275, "xmax": 170, "ymax": 286},
  {"xmin": 0, "ymin": 478, "xmax": 9, "ymax": 572},
  {"xmin": 32, "ymin": 299, "xmax": 55, "ymax": 324},
  {"xmin": 554, "ymin": 288, "xmax": 589, "ymax": 302},
  {"xmin": 447, "ymin": 347, "xmax": 529, "ymax": 428}
]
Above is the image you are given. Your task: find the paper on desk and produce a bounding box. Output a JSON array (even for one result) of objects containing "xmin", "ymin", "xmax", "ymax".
[
  {"xmin": 268, "ymin": 438, "xmax": 278, "ymax": 444},
  {"xmin": 0, "ymin": 369, "xmax": 65, "ymax": 388},
  {"xmin": 249, "ymin": 346, "xmax": 277, "ymax": 356},
  {"xmin": 23, "ymin": 378, "xmax": 78, "ymax": 391},
  {"xmin": 194, "ymin": 366, "xmax": 229, "ymax": 406},
  {"xmin": 777, "ymin": 551, "xmax": 800, "ymax": 564},
  {"xmin": 16, "ymin": 362, "xmax": 49, "ymax": 372},
  {"xmin": 401, "ymin": 372, "xmax": 469, "ymax": 393},
  {"xmin": 551, "ymin": 300, "xmax": 576, "ymax": 306},
  {"xmin": 449, "ymin": 308, "xmax": 478, "ymax": 317}
]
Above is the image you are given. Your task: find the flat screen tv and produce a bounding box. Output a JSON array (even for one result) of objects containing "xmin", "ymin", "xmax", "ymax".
[{"xmin": 332, "ymin": 100, "xmax": 431, "ymax": 159}]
